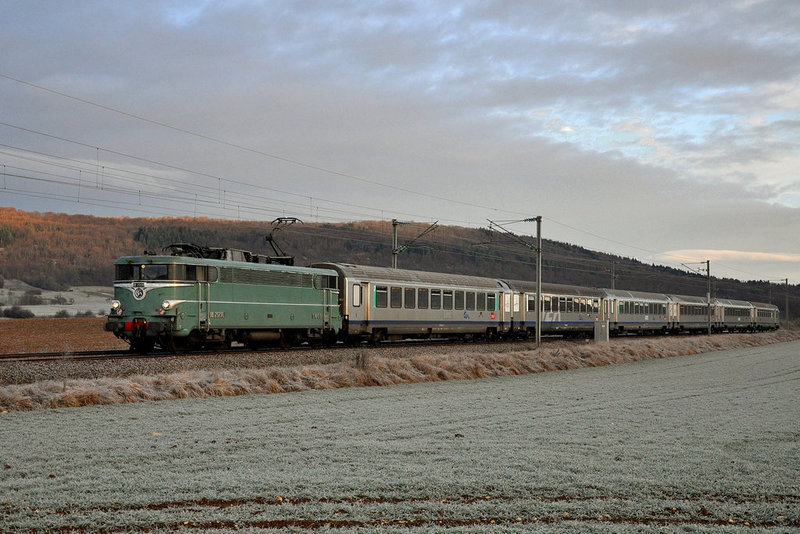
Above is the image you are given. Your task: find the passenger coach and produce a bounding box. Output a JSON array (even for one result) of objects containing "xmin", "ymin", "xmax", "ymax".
[
  {"xmin": 751, "ymin": 302, "xmax": 780, "ymax": 330},
  {"xmin": 604, "ymin": 289, "xmax": 670, "ymax": 335},
  {"xmin": 313, "ymin": 263, "xmax": 511, "ymax": 343},
  {"xmin": 504, "ymin": 280, "xmax": 604, "ymax": 337}
]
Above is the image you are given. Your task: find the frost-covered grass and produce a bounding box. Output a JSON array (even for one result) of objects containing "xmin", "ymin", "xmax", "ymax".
[
  {"xmin": 2, "ymin": 330, "xmax": 798, "ymax": 411},
  {"xmin": 1, "ymin": 341, "xmax": 798, "ymax": 532}
]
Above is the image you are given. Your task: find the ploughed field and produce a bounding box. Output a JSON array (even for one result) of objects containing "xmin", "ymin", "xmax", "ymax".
[
  {"xmin": 1, "ymin": 340, "xmax": 798, "ymax": 532},
  {"xmin": 0, "ymin": 317, "xmax": 128, "ymax": 354}
]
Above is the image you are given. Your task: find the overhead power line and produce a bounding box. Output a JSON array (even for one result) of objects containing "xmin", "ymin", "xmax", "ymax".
[
  {"xmin": 0, "ymin": 73, "xmax": 525, "ymax": 216},
  {"xmin": 2, "ymin": 73, "xmax": 788, "ymax": 283}
]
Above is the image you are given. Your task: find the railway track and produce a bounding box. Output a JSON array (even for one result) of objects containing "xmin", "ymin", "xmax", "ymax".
[
  {"xmin": 0, "ymin": 336, "xmax": 554, "ymax": 363},
  {"xmin": 0, "ymin": 349, "xmax": 161, "ymax": 363}
]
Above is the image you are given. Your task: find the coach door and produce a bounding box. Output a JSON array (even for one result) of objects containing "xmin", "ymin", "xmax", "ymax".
[
  {"xmin": 346, "ymin": 281, "xmax": 368, "ymax": 334},
  {"xmin": 668, "ymin": 301, "xmax": 678, "ymax": 328},
  {"xmin": 607, "ymin": 299, "xmax": 617, "ymax": 324}
]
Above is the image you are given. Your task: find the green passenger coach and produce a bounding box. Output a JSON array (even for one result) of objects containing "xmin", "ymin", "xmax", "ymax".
[{"xmin": 105, "ymin": 253, "xmax": 341, "ymax": 353}]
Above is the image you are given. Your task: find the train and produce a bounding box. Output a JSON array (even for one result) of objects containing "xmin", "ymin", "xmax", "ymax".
[{"xmin": 105, "ymin": 244, "xmax": 780, "ymax": 353}]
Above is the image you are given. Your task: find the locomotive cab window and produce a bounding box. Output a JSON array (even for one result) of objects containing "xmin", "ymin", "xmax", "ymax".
[
  {"xmin": 141, "ymin": 264, "xmax": 169, "ymax": 280},
  {"xmin": 115, "ymin": 264, "xmax": 135, "ymax": 280},
  {"xmin": 115, "ymin": 263, "xmax": 173, "ymax": 281},
  {"xmin": 314, "ymin": 274, "xmax": 338, "ymax": 290}
]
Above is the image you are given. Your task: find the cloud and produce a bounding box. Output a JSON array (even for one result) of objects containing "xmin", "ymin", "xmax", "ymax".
[
  {"xmin": 664, "ymin": 249, "xmax": 800, "ymax": 264},
  {"xmin": 2, "ymin": 0, "xmax": 800, "ymax": 281}
]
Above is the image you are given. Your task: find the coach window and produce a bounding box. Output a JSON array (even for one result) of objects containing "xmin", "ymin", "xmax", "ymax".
[
  {"xmin": 390, "ymin": 287, "xmax": 403, "ymax": 308},
  {"xmin": 431, "ymin": 289, "xmax": 442, "ymax": 310},
  {"xmin": 466, "ymin": 292, "xmax": 475, "ymax": 310},
  {"xmin": 477, "ymin": 293, "xmax": 486, "ymax": 311},
  {"xmin": 404, "ymin": 288, "xmax": 416, "ymax": 309},
  {"xmin": 352, "ymin": 284, "xmax": 363, "ymax": 307},
  {"xmin": 375, "ymin": 286, "xmax": 388, "ymax": 308},
  {"xmin": 454, "ymin": 291, "xmax": 465, "ymax": 310},
  {"xmin": 565, "ymin": 298, "xmax": 573, "ymax": 313},
  {"xmin": 443, "ymin": 290, "xmax": 454, "ymax": 310},
  {"xmin": 487, "ymin": 293, "xmax": 496, "ymax": 311},
  {"xmin": 418, "ymin": 288, "xmax": 428, "ymax": 309}
]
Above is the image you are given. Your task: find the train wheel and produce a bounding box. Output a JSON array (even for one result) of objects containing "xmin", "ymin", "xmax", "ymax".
[
  {"xmin": 163, "ymin": 335, "xmax": 187, "ymax": 355},
  {"xmin": 279, "ymin": 331, "xmax": 296, "ymax": 349},
  {"xmin": 371, "ymin": 330, "xmax": 385, "ymax": 346}
]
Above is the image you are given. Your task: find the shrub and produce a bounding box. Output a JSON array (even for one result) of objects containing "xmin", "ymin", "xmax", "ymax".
[
  {"xmin": 18, "ymin": 291, "xmax": 43, "ymax": 306},
  {"xmin": 3, "ymin": 305, "xmax": 35, "ymax": 318}
]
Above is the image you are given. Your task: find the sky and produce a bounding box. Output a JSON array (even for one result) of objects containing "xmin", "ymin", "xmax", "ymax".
[{"xmin": 1, "ymin": 0, "xmax": 799, "ymax": 284}]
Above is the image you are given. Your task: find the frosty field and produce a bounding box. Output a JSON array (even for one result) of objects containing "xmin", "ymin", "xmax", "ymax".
[{"xmin": 1, "ymin": 341, "xmax": 798, "ymax": 532}]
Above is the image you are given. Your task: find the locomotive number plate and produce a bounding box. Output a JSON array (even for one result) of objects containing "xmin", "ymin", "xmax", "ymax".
[{"xmin": 209, "ymin": 311, "xmax": 225, "ymax": 318}]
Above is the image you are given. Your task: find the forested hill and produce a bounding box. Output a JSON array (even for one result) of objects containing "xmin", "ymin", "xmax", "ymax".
[{"xmin": 0, "ymin": 207, "xmax": 796, "ymax": 311}]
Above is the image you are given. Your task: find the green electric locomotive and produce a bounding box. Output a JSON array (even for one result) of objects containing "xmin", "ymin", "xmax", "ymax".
[{"xmin": 105, "ymin": 245, "xmax": 341, "ymax": 353}]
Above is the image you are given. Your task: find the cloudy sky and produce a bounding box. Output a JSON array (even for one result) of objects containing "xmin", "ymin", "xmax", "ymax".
[{"xmin": 1, "ymin": 0, "xmax": 799, "ymax": 282}]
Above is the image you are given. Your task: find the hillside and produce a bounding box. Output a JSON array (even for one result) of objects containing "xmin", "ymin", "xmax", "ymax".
[{"xmin": 0, "ymin": 207, "xmax": 797, "ymax": 314}]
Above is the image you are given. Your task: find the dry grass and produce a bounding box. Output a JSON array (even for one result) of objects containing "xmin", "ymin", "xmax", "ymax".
[{"xmin": 2, "ymin": 329, "xmax": 798, "ymax": 412}]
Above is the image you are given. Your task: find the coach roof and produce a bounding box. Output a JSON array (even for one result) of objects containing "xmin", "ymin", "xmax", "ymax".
[{"xmin": 313, "ymin": 263, "xmax": 505, "ymax": 289}]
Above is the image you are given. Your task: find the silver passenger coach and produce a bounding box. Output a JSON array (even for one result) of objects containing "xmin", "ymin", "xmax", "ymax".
[{"xmin": 313, "ymin": 263, "xmax": 512, "ymax": 343}]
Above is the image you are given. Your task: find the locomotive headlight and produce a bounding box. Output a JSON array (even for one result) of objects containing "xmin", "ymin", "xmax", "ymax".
[
  {"xmin": 161, "ymin": 300, "xmax": 184, "ymax": 311},
  {"xmin": 110, "ymin": 300, "xmax": 121, "ymax": 310}
]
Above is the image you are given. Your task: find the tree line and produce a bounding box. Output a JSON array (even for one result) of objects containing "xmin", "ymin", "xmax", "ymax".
[{"xmin": 0, "ymin": 207, "xmax": 796, "ymax": 314}]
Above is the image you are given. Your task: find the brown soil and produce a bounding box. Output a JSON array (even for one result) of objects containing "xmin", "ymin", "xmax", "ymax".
[{"xmin": 0, "ymin": 317, "xmax": 128, "ymax": 353}]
